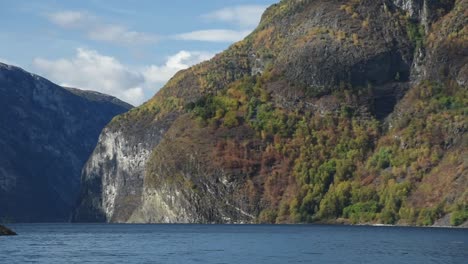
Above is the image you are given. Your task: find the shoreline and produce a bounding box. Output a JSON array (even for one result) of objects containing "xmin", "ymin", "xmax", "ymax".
[
  {"xmin": 5, "ymin": 221, "xmax": 468, "ymax": 229},
  {"xmin": 313, "ymin": 218, "xmax": 468, "ymax": 229},
  {"xmin": 0, "ymin": 224, "xmax": 17, "ymax": 235}
]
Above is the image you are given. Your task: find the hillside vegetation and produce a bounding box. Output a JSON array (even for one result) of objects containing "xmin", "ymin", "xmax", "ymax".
[{"xmin": 75, "ymin": 0, "xmax": 467, "ymax": 226}]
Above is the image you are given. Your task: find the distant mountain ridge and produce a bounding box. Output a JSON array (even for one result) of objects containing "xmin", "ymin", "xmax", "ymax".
[
  {"xmin": 0, "ymin": 62, "xmax": 132, "ymax": 222},
  {"xmin": 63, "ymin": 87, "xmax": 133, "ymax": 109}
]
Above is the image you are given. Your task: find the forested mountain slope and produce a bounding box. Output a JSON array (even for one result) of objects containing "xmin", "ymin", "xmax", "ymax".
[{"xmin": 74, "ymin": 0, "xmax": 467, "ymax": 226}]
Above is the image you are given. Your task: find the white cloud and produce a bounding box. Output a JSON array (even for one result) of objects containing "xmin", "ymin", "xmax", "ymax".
[
  {"xmin": 33, "ymin": 48, "xmax": 145, "ymax": 105},
  {"xmin": 202, "ymin": 5, "xmax": 268, "ymax": 28},
  {"xmin": 173, "ymin": 5, "xmax": 266, "ymax": 43},
  {"xmin": 88, "ymin": 25, "xmax": 157, "ymax": 45},
  {"xmin": 46, "ymin": 11, "xmax": 157, "ymax": 45},
  {"xmin": 174, "ymin": 29, "xmax": 252, "ymax": 43},
  {"xmin": 33, "ymin": 48, "xmax": 214, "ymax": 105},
  {"xmin": 143, "ymin": 50, "xmax": 214, "ymax": 84},
  {"xmin": 47, "ymin": 11, "xmax": 93, "ymax": 29}
]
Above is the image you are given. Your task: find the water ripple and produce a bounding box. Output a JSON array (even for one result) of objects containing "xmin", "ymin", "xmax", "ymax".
[{"xmin": 1, "ymin": 224, "xmax": 467, "ymax": 264}]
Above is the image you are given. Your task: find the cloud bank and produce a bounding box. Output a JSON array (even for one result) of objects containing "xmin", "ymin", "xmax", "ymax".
[
  {"xmin": 46, "ymin": 5, "xmax": 268, "ymax": 45},
  {"xmin": 47, "ymin": 11, "xmax": 157, "ymax": 45},
  {"xmin": 34, "ymin": 5, "xmax": 270, "ymax": 104},
  {"xmin": 33, "ymin": 48, "xmax": 213, "ymax": 105},
  {"xmin": 143, "ymin": 50, "xmax": 213, "ymax": 83}
]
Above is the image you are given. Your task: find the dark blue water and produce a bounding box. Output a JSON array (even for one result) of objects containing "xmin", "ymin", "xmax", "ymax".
[{"xmin": 1, "ymin": 224, "xmax": 467, "ymax": 264}]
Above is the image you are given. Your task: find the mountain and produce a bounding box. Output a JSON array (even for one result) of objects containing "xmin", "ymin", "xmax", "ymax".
[
  {"xmin": 0, "ymin": 62, "xmax": 132, "ymax": 222},
  {"xmin": 74, "ymin": 0, "xmax": 467, "ymax": 226}
]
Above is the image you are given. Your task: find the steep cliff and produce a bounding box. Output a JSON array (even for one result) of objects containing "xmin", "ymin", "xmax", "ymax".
[
  {"xmin": 0, "ymin": 63, "xmax": 132, "ymax": 222},
  {"xmin": 74, "ymin": 0, "xmax": 467, "ymax": 226}
]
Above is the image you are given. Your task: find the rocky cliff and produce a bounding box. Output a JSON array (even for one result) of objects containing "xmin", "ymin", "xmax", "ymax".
[
  {"xmin": 0, "ymin": 63, "xmax": 132, "ymax": 222},
  {"xmin": 74, "ymin": 0, "xmax": 467, "ymax": 226}
]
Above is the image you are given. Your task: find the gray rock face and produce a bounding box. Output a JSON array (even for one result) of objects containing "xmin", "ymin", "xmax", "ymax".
[
  {"xmin": 391, "ymin": 0, "xmax": 455, "ymax": 31},
  {"xmin": 392, "ymin": 0, "xmax": 424, "ymax": 19},
  {"xmin": 75, "ymin": 112, "xmax": 258, "ymax": 223},
  {"xmin": 0, "ymin": 62, "xmax": 132, "ymax": 222},
  {"xmin": 73, "ymin": 109, "xmax": 177, "ymax": 222}
]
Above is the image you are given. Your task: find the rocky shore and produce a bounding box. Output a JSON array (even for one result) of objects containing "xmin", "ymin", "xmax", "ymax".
[{"xmin": 0, "ymin": 224, "xmax": 16, "ymax": 236}]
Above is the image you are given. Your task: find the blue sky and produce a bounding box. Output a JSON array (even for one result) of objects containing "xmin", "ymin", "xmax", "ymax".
[{"xmin": 0, "ymin": 0, "xmax": 278, "ymax": 105}]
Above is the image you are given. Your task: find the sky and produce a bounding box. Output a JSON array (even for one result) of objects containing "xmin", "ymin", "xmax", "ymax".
[{"xmin": 0, "ymin": 0, "xmax": 278, "ymax": 105}]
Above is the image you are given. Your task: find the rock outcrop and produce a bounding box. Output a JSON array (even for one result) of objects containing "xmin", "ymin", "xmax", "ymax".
[
  {"xmin": 0, "ymin": 63, "xmax": 132, "ymax": 222},
  {"xmin": 74, "ymin": 0, "xmax": 467, "ymax": 225},
  {"xmin": 0, "ymin": 224, "xmax": 16, "ymax": 236}
]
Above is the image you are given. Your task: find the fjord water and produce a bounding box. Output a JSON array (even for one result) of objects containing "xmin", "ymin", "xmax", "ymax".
[{"xmin": 1, "ymin": 224, "xmax": 467, "ymax": 264}]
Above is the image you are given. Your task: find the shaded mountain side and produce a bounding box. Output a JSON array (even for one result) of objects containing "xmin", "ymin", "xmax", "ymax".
[
  {"xmin": 0, "ymin": 63, "xmax": 132, "ymax": 222},
  {"xmin": 74, "ymin": 0, "xmax": 467, "ymax": 226}
]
